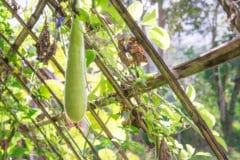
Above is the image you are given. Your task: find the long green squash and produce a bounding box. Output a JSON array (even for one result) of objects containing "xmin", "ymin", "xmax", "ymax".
[{"xmin": 64, "ymin": 0, "xmax": 87, "ymax": 122}]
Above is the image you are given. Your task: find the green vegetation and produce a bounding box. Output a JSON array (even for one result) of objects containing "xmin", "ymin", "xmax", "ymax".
[{"xmin": 0, "ymin": 0, "xmax": 239, "ymax": 159}]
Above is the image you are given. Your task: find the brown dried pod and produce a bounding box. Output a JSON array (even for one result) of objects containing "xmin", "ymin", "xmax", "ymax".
[
  {"xmin": 36, "ymin": 22, "xmax": 56, "ymax": 64},
  {"xmin": 44, "ymin": 39, "xmax": 57, "ymax": 64},
  {"xmin": 118, "ymin": 51, "xmax": 133, "ymax": 67},
  {"xmin": 117, "ymin": 37, "xmax": 148, "ymax": 67},
  {"xmin": 159, "ymin": 138, "xmax": 171, "ymax": 160},
  {"xmin": 118, "ymin": 39, "xmax": 133, "ymax": 66},
  {"xmin": 118, "ymin": 39, "xmax": 126, "ymax": 52},
  {"xmin": 127, "ymin": 37, "xmax": 148, "ymax": 65}
]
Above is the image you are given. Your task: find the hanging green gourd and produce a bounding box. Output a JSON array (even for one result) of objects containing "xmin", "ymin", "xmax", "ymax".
[{"xmin": 64, "ymin": 0, "xmax": 87, "ymax": 122}]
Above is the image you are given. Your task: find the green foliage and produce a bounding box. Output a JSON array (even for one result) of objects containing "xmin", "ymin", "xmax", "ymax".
[
  {"xmin": 85, "ymin": 49, "xmax": 96, "ymax": 67},
  {"xmin": 141, "ymin": 9, "xmax": 157, "ymax": 26},
  {"xmin": 77, "ymin": 8, "xmax": 90, "ymax": 22},
  {"xmin": 127, "ymin": 1, "xmax": 143, "ymax": 21},
  {"xmin": 166, "ymin": 0, "xmax": 207, "ymax": 33},
  {"xmin": 38, "ymin": 85, "xmax": 51, "ymax": 99},
  {"xmin": 186, "ymin": 85, "xmax": 196, "ymax": 102},
  {"xmin": 0, "ymin": 2, "xmax": 13, "ymax": 36},
  {"xmin": 8, "ymin": 147, "xmax": 27, "ymax": 158},
  {"xmin": 148, "ymin": 27, "xmax": 170, "ymax": 49},
  {"xmin": 0, "ymin": 0, "xmax": 236, "ymax": 159}
]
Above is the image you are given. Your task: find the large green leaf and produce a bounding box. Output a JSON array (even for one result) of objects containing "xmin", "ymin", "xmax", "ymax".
[
  {"xmin": 141, "ymin": 9, "xmax": 156, "ymax": 26},
  {"xmin": 180, "ymin": 149, "xmax": 188, "ymax": 160},
  {"xmin": 186, "ymin": 144, "xmax": 195, "ymax": 157},
  {"xmin": 199, "ymin": 109, "xmax": 216, "ymax": 128},
  {"xmin": 127, "ymin": 1, "xmax": 143, "ymax": 21},
  {"xmin": 148, "ymin": 26, "xmax": 170, "ymax": 49},
  {"xmin": 38, "ymin": 85, "xmax": 51, "ymax": 99}
]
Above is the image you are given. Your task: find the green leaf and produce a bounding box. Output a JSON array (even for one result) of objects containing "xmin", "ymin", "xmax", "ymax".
[
  {"xmin": 45, "ymin": 80, "xmax": 64, "ymax": 100},
  {"xmin": 199, "ymin": 109, "xmax": 215, "ymax": 128},
  {"xmin": 213, "ymin": 131, "xmax": 228, "ymax": 151},
  {"xmin": 96, "ymin": 0, "xmax": 108, "ymax": 11},
  {"xmin": 186, "ymin": 144, "xmax": 195, "ymax": 157},
  {"xmin": 195, "ymin": 151, "xmax": 212, "ymax": 157},
  {"xmin": 186, "ymin": 85, "xmax": 196, "ymax": 101},
  {"xmin": 77, "ymin": 8, "xmax": 90, "ymax": 22},
  {"xmin": 122, "ymin": 125, "xmax": 139, "ymax": 135},
  {"xmin": 9, "ymin": 147, "xmax": 27, "ymax": 158},
  {"xmin": 97, "ymin": 136, "xmax": 112, "ymax": 148},
  {"xmin": 127, "ymin": 1, "xmax": 143, "ymax": 21},
  {"xmin": 161, "ymin": 104, "xmax": 174, "ymax": 119},
  {"xmin": 11, "ymin": 81, "xmax": 23, "ymax": 89},
  {"xmin": 180, "ymin": 149, "xmax": 188, "ymax": 160},
  {"xmin": 141, "ymin": 9, "xmax": 156, "ymax": 26},
  {"xmin": 38, "ymin": 85, "xmax": 51, "ymax": 99},
  {"xmin": 26, "ymin": 108, "xmax": 40, "ymax": 118},
  {"xmin": 152, "ymin": 94, "xmax": 161, "ymax": 106},
  {"xmin": 122, "ymin": 140, "xmax": 145, "ymax": 156},
  {"xmin": 98, "ymin": 148, "xmax": 117, "ymax": 160},
  {"xmin": 148, "ymin": 26, "xmax": 170, "ymax": 49},
  {"xmin": 86, "ymin": 49, "xmax": 96, "ymax": 67},
  {"xmin": 143, "ymin": 73, "xmax": 154, "ymax": 80},
  {"xmin": 90, "ymin": 75, "xmax": 114, "ymax": 98},
  {"xmin": 174, "ymin": 140, "xmax": 183, "ymax": 150}
]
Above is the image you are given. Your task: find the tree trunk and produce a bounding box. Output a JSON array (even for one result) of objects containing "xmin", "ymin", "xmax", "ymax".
[
  {"xmin": 213, "ymin": 67, "xmax": 227, "ymax": 123},
  {"xmin": 210, "ymin": 3, "xmax": 228, "ymax": 128},
  {"xmin": 226, "ymin": 65, "xmax": 240, "ymax": 135}
]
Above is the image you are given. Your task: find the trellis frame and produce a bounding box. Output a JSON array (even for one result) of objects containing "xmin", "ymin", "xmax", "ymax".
[{"xmin": 0, "ymin": 0, "xmax": 239, "ymax": 159}]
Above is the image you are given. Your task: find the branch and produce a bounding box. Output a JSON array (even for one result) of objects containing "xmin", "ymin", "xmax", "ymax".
[{"xmin": 217, "ymin": 0, "xmax": 240, "ymax": 34}]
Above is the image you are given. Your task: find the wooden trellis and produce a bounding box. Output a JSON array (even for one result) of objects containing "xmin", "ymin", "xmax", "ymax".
[{"xmin": 0, "ymin": 0, "xmax": 239, "ymax": 159}]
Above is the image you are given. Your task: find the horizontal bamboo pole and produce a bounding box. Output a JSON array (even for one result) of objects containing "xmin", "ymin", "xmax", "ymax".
[{"xmin": 92, "ymin": 37, "xmax": 240, "ymax": 107}]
